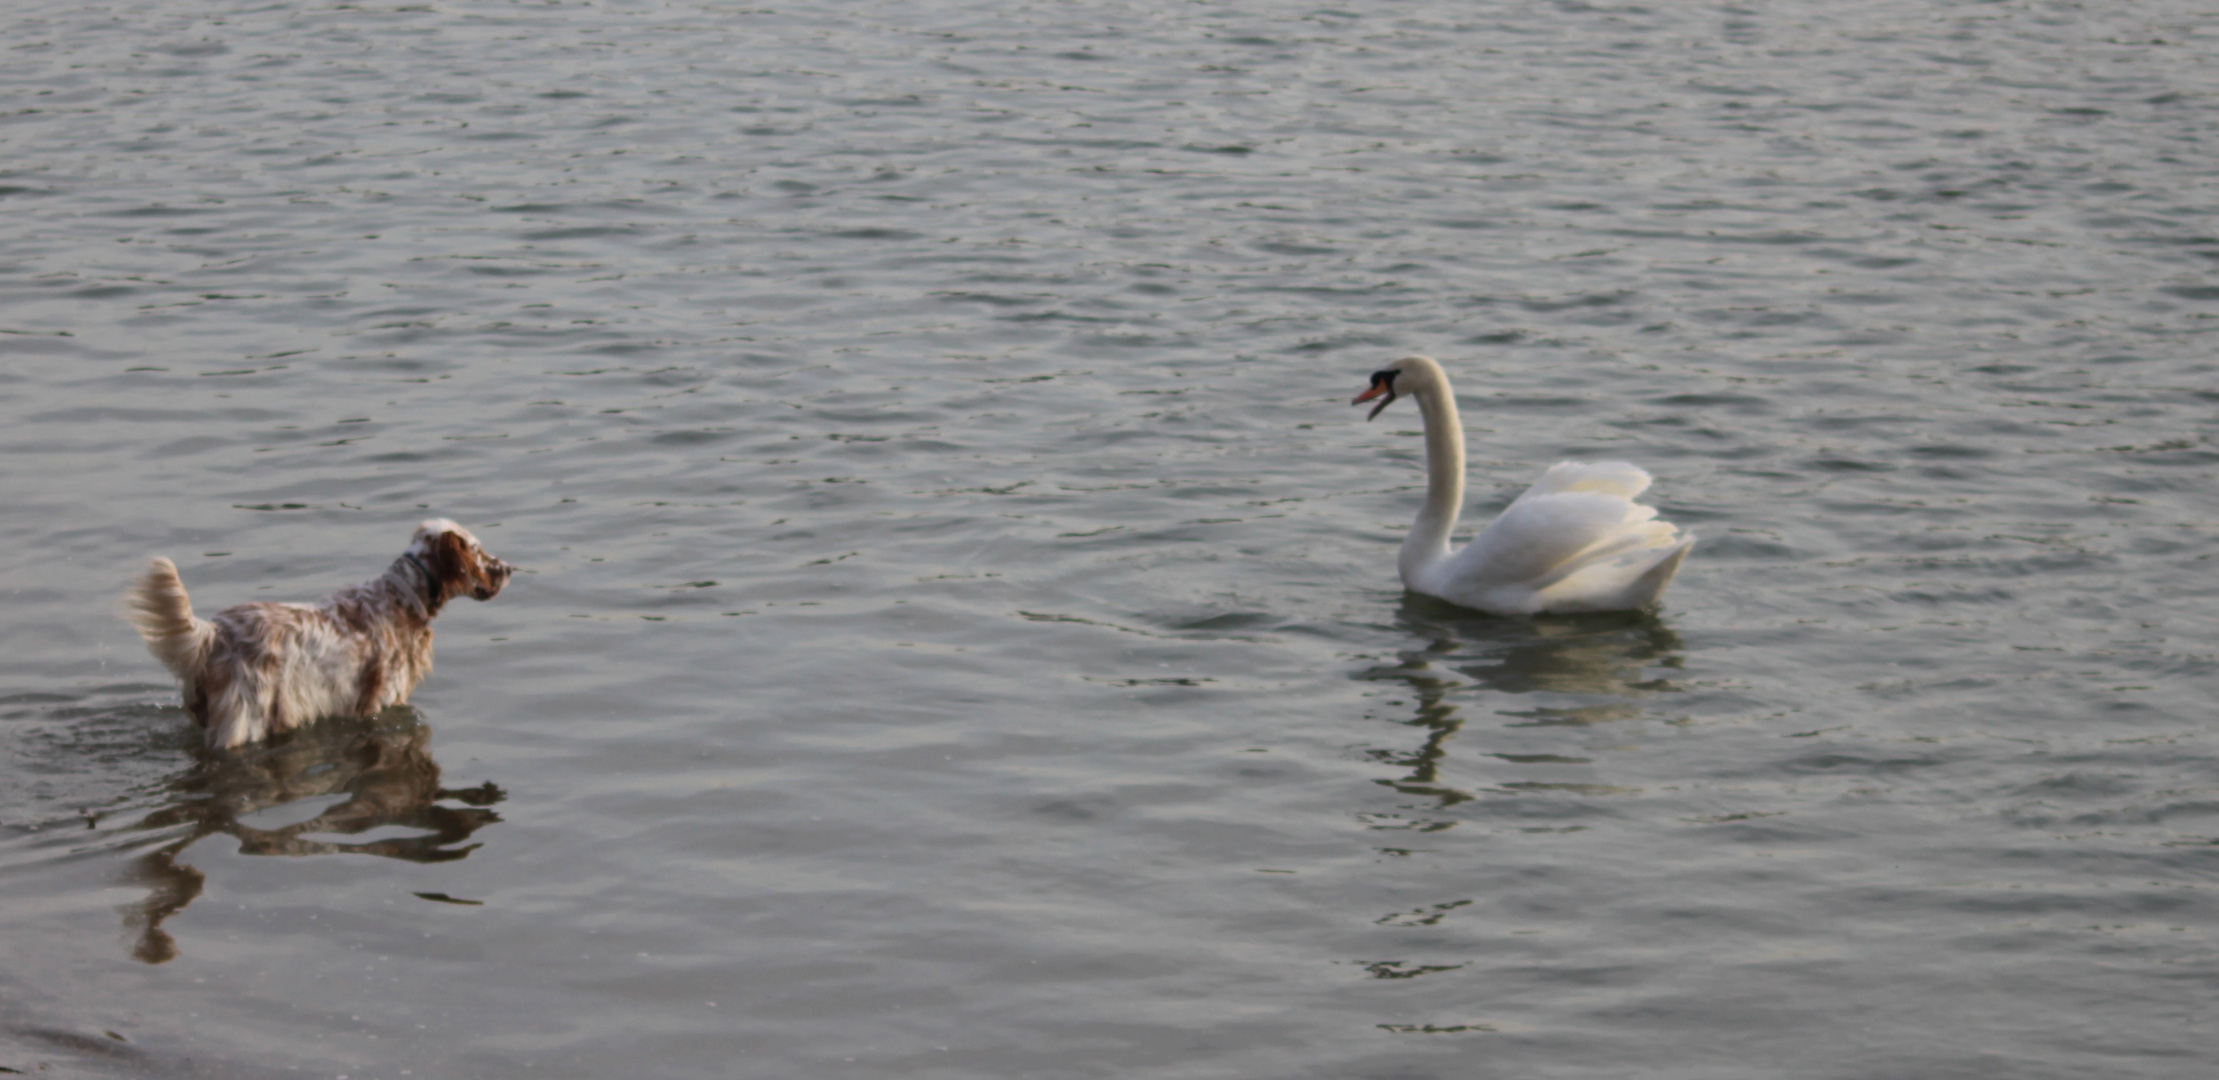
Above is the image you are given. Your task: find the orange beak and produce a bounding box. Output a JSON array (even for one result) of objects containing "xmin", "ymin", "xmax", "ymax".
[{"xmin": 1352, "ymin": 384, "xmax": 1388, "ymax": 405}]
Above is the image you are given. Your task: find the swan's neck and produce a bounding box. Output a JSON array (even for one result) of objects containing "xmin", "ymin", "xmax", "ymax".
[{"xmin": 1401, "ymin": 384, "xmax": 1465, "ymax": 583}]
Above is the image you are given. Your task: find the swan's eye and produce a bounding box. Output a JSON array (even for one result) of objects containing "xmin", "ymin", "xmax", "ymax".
[{"xmin": 1370, "ymin": 370, "xmax": 1396, "ymax": 387}]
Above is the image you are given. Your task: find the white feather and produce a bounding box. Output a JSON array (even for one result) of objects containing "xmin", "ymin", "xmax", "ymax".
[{"xmin": 1361, "ymin": 356, "xmax": 1693, "ymax": 614}]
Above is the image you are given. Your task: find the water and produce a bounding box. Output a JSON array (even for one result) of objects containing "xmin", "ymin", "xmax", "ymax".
[{"xmin": 3, "ymin": 1, "xmax": 2216, "ymax": 1075}]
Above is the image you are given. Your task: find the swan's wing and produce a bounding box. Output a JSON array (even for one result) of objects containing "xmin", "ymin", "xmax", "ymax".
[
  {"xmin": 1414, "ymin": 461, "xmax": 1692, "ymax": 614},
  {"xmin": 1440, "ymin": 490, "xmax": 1656, "ymax": 589},
  {"xmin": 1534, "ymin": 531, "xmax": 1694, "ymax": 612},
  {"xmin": 1511, "ymin": 461, "xmax": 1653, "ymax": 504}
]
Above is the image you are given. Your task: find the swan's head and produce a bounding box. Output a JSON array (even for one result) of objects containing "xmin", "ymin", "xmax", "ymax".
[{"xmin": 1351, "ymin": 355, "xmax": 1446, "ymax": 421}]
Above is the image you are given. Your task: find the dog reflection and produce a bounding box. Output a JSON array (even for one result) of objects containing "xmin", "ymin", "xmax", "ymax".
[
  {"xmin": 1358, "ymin": 598, "xmax": 1684, "ymax": 811},
  {"xmin": 119, "ymin": 711, "xmax": 501, "ymax": 964}
]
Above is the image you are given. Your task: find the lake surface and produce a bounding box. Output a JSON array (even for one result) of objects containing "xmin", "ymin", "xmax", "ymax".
[{"xmin": 4, "ymin": 1, "xmax": 2217, "ymax": 1076}]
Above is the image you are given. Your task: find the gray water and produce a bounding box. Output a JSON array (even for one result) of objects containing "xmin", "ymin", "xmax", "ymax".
[{"xmin": 3, "ymin": 1, "xmax": 2216, "ymax": 1076}]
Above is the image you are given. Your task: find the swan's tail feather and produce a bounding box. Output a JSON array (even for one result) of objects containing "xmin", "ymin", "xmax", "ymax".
[
  {"xmin": 123, "ymin": 557, "xmax": 215, "ymax": 679},
  {"xmin": 1634, "ymin": 535, "xmax": 1695, "ymax": 600}
]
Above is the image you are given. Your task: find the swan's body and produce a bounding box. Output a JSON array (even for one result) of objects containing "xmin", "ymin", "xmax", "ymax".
[{"xmin": 1354, "ymin": 355, "xmax": 1692, "ymax": 614}]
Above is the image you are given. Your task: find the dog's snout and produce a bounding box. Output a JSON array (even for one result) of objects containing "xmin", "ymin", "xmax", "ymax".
[{"xmin": 474, "ymin": 555, "xmax": 513, "ymax": 600}]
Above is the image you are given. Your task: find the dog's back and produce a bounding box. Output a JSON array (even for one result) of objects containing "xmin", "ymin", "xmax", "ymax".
[
  {"xmin": 124, "ymin": 560, "xmax": 354, "ymax": 748},
  {"xmin": 210, "ymin": 600, "xmax": 383, "ymax": 744}
]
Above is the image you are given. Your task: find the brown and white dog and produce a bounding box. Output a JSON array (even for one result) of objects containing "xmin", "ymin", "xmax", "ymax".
[{"xmin": 123, "ymin": 519, "xmax": 512, "ymax": 750}]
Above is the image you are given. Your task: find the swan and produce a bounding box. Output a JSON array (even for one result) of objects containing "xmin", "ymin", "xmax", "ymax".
[{"xmin": 1352, "ymin": 355, "xmax": 1693, "ymax": 614}]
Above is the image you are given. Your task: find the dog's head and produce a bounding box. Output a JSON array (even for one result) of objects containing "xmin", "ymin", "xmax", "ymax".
[{"xmin": 407, "ymin": 519, "xmax": 512, "ymax": 604}]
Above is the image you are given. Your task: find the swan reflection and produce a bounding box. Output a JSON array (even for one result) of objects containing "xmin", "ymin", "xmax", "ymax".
[
  {"xmin": 118, "ymin": 710, "xmax": 501, "ymax": 964},
  {"xmin": 1356, "ymin": 596, "xmax": 1684, "ymax": 821}
]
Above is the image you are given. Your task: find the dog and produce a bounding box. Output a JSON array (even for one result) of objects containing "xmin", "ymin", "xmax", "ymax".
[{"xmin": 123, "ymin": 519, "xmax": 512, "ymax": 750}]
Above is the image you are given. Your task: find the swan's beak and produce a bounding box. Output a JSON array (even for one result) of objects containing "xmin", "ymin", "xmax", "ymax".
[{"xmin": 1352, "ymin": 382, "xmax": 1396, "ymax": 421}]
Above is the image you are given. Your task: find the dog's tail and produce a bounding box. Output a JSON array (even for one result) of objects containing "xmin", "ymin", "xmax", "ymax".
[{"xmin": 124, "ymin": 557, "xmax": 215, "ymax": 679}]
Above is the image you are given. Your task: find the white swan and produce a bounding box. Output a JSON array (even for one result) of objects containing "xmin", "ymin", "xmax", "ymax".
[{"xmin": 1352, "ymin": 355, "xmax": 1693, "ymax": 614}]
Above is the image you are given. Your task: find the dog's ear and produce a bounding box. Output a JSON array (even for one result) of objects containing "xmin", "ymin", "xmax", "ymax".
[{"xmin": 428, "ymin": 530, "xmax": 483, "ymax": 599}]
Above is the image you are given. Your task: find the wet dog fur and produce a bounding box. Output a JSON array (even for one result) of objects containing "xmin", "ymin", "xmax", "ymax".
[{"xmin": 123, "ymin": 520, "xmax": 511, "ymax": 749}]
